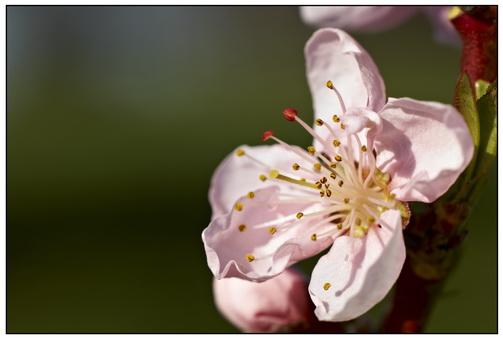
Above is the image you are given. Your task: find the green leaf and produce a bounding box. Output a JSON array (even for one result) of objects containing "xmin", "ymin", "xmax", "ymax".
[
  {"xmin": 468, "ymin": 81, "xmax": 497, "ymax": 203},
  {"xmin": 475, "ymin": 79, "xmax": 491, "ymax": 100},
  {"xmin": 452, "ymin": 73, "xmax": 480, "ymax": 200}
]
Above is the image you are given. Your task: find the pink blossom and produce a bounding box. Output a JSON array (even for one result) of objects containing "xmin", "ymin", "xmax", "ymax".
[
  {"xmin": 300, "ymin": 6, "xmax": 460, "ymax": 46},
  {"xmin": 213, "ymin": 268, "xmax": 313, "ymax": 333},
  {"xmin": 202, "ymin": 28, "xmax": 473, "ymax": 322}
]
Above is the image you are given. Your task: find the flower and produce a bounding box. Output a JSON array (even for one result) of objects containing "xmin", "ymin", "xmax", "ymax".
[
  {"xmin": 202, "ymin": 28, "xmax": 473, "ymax": 322},
  {"xmin": 213, "ymin": 268, "xmax": 313, "ymax": 333},
  {"xmin": 300, "ymin": 6, "xmax": 460, "ymax": 46}
]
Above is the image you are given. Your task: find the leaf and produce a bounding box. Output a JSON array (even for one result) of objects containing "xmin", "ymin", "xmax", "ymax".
[
  {"xmin": 468, "ymin": 81, "xmax": 497, "ymax": 203},
  {"xmin": 451, "ymin": 72, "xmax": 480, "ymax": 200}
]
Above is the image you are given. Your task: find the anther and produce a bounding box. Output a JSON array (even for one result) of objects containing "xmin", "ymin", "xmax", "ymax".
[
  {"xmin": 300, "ymin": 178, "xmax": 306, "ymax": 182},
  {"xmin": 340, "ymin": 123, "xmax": 345, "ymax": 129},
  {"xmin": 238, "ymin": 224, "xmax": 247, "ymax": 232},
  {"xmin": 323, "ymin": 283, "xmax": 331, "ymax": 290},
  {"xmin": 335, "ymin": 155, "xmax": 342, "ymax": 162},
  {"xmin": 337, "ymin": 223, "xmax": 343, "ymax": 230},
  {"xmin": 319, "ymin": 191, "xmax": 325, "ymax": 197},
  {"xmin": 259, "ymin": 174, "xmax": 267, "ymax": 182},
  {"xmin": 320, "ymin": 177, "xmax": 327, "ymax": 184},
  {"xmin": 355, "ymin": 218, "xmax": 362, "ymax": 226},
  {"xmin": 344, "ymin": 198, "xmax": 350, "ymax": 204},
  {"xmin": 269, "ymin": 227, "xmax": 277, "ymax": 235},
  {"xmin": 246, "ymin": 254, "xmax": 255, "ymax": 262},
  {"xmin": 333, "ymin": 140, "xmax": 341, "ymax": 147},
  {"xmin": 296, "ymin": 212, "xmax": 304, "ymax": 219},
  {"xmin": 235, "ymin": 203, "xmax": 243, "ymax": 211},
  {"xmin": 324, "ymin": 184, "xmax": 330, "ymax": 189},
  {"xmin": 292, "ymin": 163, "xmax": 300, "ymax": 170},
  {"xmin": 311, "ymin": 234, "xmax": 317, "ymax": 241},
  {"xmin": 269, "ymin": 169, "xmax": 317, "ymax": 189},
  {"xmin": 247, "ymin": 192, "xmax": 255, "ymax": 199},
  {"xmin": 326, "ymin": 189, "xmax": 332, "ymax": 197},
  {"xmin": 262, "ymin": 130, "xmax": 275, "ymax": 141},
  {"xmin": 361, "ymin": 145, "xmax": 367, "ymax": 152},
  {"xmin": 236, "ymin": 149, "xmax": 245, "ymax": 156},
  {"xmin": 326, "ymin": 80, "xmax": 333, "ymax": 89},
  {"xmin": 315, "ymin": 182, "xmax": 322, "ymax": 189},
  {"xmin": 338, "ymin": 180, "xmax": 344, "ymax": 187},
  {"xmin": 307, "ymin": 146, "xmax": 316, "ymax": 155},
  {"xmin": 330, "ymin": 173, "xmax": 336, "ymax": 179},
  {"xmin": 282, "ymin": 108, "xmax": 298, "ymax": 122},
  {"xmin": 315, "ymin": 118, "xmax": 324, "ymax": 126},
  {"xmin": 368, "ymin": 217, "xmax": 376, "ymax": 224},
  {"xmin": 333, "ymin": 115, "xmax": 340, "ymax": 123},
  {"xmin": 314, "ymin": 163, "xmax": 322, "ymax": 171}
]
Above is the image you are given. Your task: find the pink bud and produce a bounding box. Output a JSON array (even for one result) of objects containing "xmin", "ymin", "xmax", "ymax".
[{"xmin": 213, "ymin": 268, "xmax": 313, "ymax": 333}]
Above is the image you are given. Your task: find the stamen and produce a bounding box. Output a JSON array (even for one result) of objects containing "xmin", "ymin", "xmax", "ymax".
[
  {"xmin": 269, "ymin": 227, "xmax": 277, "ymax": 235},
  {"xmin": 262, "ymin": 130, "xmax": 275, "ymax": 141},
  {"xmin": 311, "ymin": 234, "xmax": 317, "ymax": 241},
  {"xmin": 247, "ymin": 192, "xmax": 255, "ymax": 199},
  {"xmin": 235, "ymin": 203, "xmax": 243, "ymax": 211},
  {"xmin": 314, "ymin": 163, "xmax": 322, "ymax": 171},
  {"xmin": 246, "ymin": 254, "xmax": 255, "ymax": 262},
  {"xmin": 323, "ymin": 283, "xmax": 331, "ymax": 290},
  {"xmin": 236, "ymin": 149, "xmax": 245, "ymax": 156},
  {"xmin": 315, "ymin": 118, "xmax": 324, "ymax": 126},
  {"xmin": 269, "ymin": 169, "xmax": 317, "ymax": 189},
  {"xmin": 282, "ymin": 108, "xmax": 298, "ymax": 121},
  {"xmin": 333, "ymin": 139, "xmax": 341, "ymax": 147},
  {"xmin": 292, "ymin": 163, "xmax": 300, "ymax": 170},
  {"xmin": 259, "ymin": 174, "xmax": 267, "ymax": 182},
  {"xmin": 238, "ymin": 224, "xmax": 247, "ymax": 232},
  {"xmin": 296, "ymin": 212, "xmax": 304, "ymax": 219},
  {"xmin": 326, "ymin": 80, "xmax": 347, "ymax": 113}
]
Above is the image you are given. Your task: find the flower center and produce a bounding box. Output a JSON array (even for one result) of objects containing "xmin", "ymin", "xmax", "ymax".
[{"xmin": 233, "ymin": 82, "xmax": 397, "ymax": 262}]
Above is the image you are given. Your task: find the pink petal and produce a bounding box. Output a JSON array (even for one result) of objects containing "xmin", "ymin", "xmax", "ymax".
[
  {"xmin": 213, "ymin": 268, "xmax": 313, "ymax": 333},
  {"xmin": 203, "ymin": 186, "xmax": 334, "ymax": 282},
  {"xmin": 209, "ymin": 144, "xmax": 319, "ymax": 219},
  {"xmin": 422, "ymin": 6, "xmax": 461, "ymax": 46},
  {"xmin": 308, "ymin": 209, "xmax": 405, "ymax": 321},
  {"xmin": 375, "ymin": 98, "xmax": 474, "ymax": 203},
  {"xmin": 304, "ymin": 28, "xmax": 386, "ymax": 150},
  {"xmin": 300, "ymin": 6, "xmax": 417, "ymax": 33}
]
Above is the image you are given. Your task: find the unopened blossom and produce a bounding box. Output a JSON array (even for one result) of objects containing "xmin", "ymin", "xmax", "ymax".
[
  {"xmin": 202, "ymin": 28, "xmax": 473, "ymax": 322},
  {"xmin": 300, "ymin": 6, "xmax": 460, "ymax": 46},
  {"xmin": 213, "ymin": 268, "xmax": 313, "ymax": 333}
]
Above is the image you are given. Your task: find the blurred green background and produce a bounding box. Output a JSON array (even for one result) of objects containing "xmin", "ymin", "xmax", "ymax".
[{"xmin": 7, "ymin": 6, "xmax": 496, "ymax": 333}]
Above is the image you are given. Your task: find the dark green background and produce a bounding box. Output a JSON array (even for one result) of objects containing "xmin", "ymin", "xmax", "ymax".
[{"xmin": 7, "ymin": 6, "xmax": 496, "ymax": 333}]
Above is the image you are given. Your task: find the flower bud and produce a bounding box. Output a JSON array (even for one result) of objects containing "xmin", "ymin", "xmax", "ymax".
[{"xmin": 213, "ymin": 268, "xmax": 313, "ymax": 333}]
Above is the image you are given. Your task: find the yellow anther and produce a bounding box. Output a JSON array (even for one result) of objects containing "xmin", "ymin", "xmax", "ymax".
[
  {"xmin": 324, "ymin": 183, "xmax": 330, "ymax": 189},
  {"xmin": 259, "ymin": 174, "xmax": 267, "ymax": 182},
  {"xmin": 390, "ymin": 193, "xmax": 396, "ymax": 199},
  {"xmin": 296, "ymin": 212, "xmax": 304, "ymax": 219},
  {"xmin": 236, "ymin": 149, "xmax": 245, "ymax": 156},
  {"xmin": 320, "ymin": 177, "xmax": 327, "ymax": 184},
  {"xmin": 314, "ymin": 163, "xmax": 322, "ymax": 171},
  {"xmin": 315, "ymin": 182, "xmax": 322, "ymax": 189},
  {"xmin": 326, "ymin": 189, "xmax": 332, "ymax": 197},
  {"xmin": 329, "ymin": 163, "xmax": 337, "ymax": 169},
  {"xmin": 238, "ymin": 224, "xmax": 247, "ymax": 232},
  {"xmin": 337, "ymin": 223, "xmax": 343, "ymax": 230},
  {"xmin": 269, "ymin": 227, "xmax": 277, "ymax": 235},
  {"xmin": 333, "ymin": 140, "xmax": 341, "ymax": 147},
  {"xmin": 354, "ymin": 226, "xmax": 367, "ymax": 238},
  {"xmin": 333, "ymin": 115, "xmax": 340, "ymax": 123},
  {"xmin": 368, "ymin": 217, "xmax": 376, "ymax": 224},
  {"xmin": 311, "ymin": 234, "xmax": 317, "ymax": 241},
  {"xmin": 246, "ymin": 254, "xmax": 255, "ymax": 262},
  {"xmin": 344, "ymin": 198, "xmax": 350, "ymax": 204},
  {"xmin": 326, "ymin": 80, "xmax": 333, "ymax": 89},
  {"xmin": 269, "ymin": 169, "xmax": 280, "ymax": 179},
  {"xmin": 307, "ymin": 146, "xmax": 316, "ymax": 155},
  {"xmin": 335, "ymin": 155, "xmax": 342, "ymax": 162},
  {"xmin": 319, "ymin": 191, "xmax": 325, "ymax": 197},
  {"xmin": 300, "ymin": 178, "xmax": 306, "ymax": 182},
  {"xmin": 330, "ymin": 173, "xmax": 336, "ymax": 179},
  {"xmin": 247, "ymin": 192, "xmax": 255, "ymax": 199},
  {"xmin": 361, "ymin": 145, "xmax": 367, "ymax": 152},
  {"xmin": 338, "ymin": 180, "xmax": 344, "ymax": 187},
  {"xmin": 340, "ymin": 123, "xmax": 345, "ymax": 129},
  {"xmin": 323, "ymin": 283, "xmax": 331, "ymax": 290},
  {"xmin": 235, "ymin": 202, "xmax": 243, "ymax": 211},
  {"xmin": 355, "ymin": 218, "xmax": 362, "ymax": 226},
  {"xmin": 292, "ymin": 163, "xmax": 300, "ymax": 170},
  {"xmin": 315, "ymin": 118, "xmax": 324, "ymax": 127}
]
